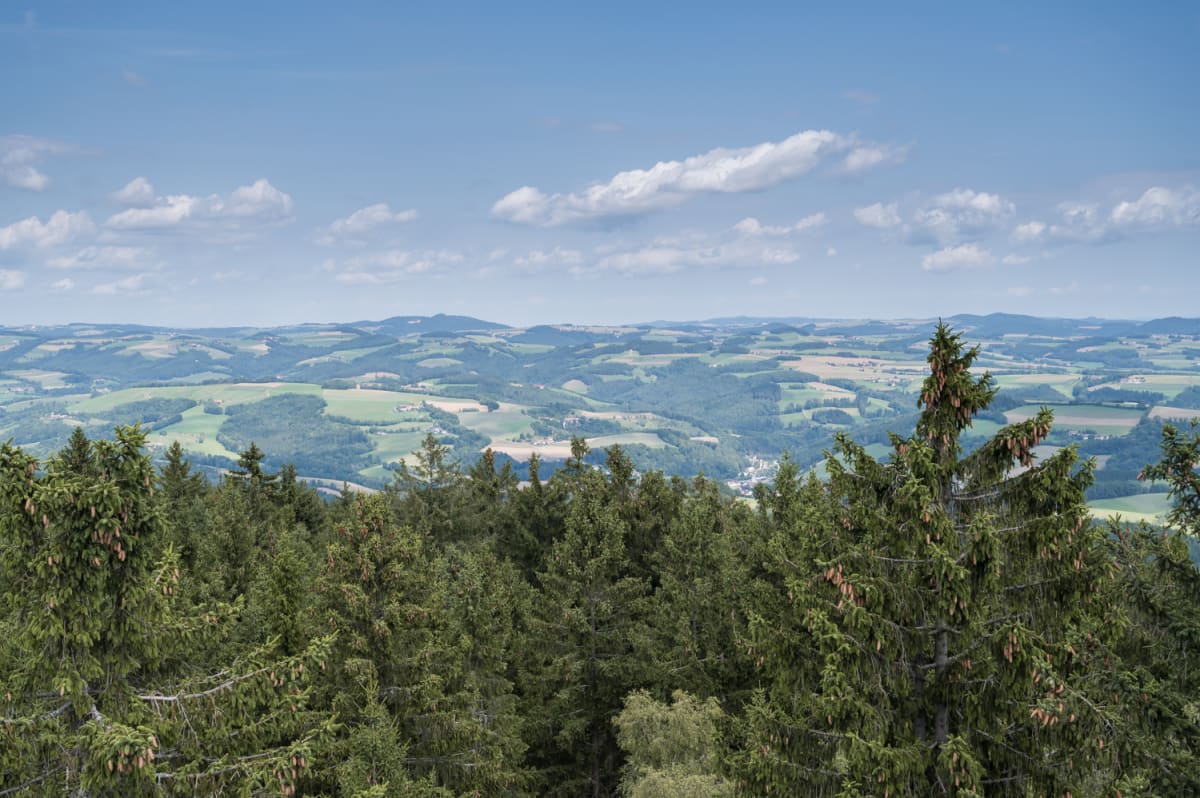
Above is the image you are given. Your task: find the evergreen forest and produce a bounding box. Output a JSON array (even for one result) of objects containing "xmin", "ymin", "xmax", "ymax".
[{"xmin": 3, "ymin": 325, "xmax": 1199, "ymax": 796}]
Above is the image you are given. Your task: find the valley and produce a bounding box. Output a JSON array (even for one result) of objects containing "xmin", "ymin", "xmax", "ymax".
[{"xmin": 3, "ymin": 312, "xmax": 1198, "ymax": 523}]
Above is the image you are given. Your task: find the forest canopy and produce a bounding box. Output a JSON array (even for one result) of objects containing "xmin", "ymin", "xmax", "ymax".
[{"xmin": 1, "ymin": 326, "xmax": 1198, "ymax": 796}]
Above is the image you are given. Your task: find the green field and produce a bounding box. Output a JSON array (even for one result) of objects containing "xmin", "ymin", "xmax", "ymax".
[
  {"xmin": 72, "ymin": 383, "xmax": 321, "ymax": 413},
  {"xmin": 993, "ymin": 373, "xmax": 1079, "ymax": 399},
  {"xmin": 5, "ymin": 369, "xmax": 71, "ymax": 389},
  {"xmin": 1089, "ymin": 493, "xmax": 1172, "ymax": 525},
  {"xmin": 1090, "ymin": 374, "xmax": 1200, "ymax": 399},
  {"xmin": 151, "ymin": 407, "xmax": 239, "ymax": 459},
  {"xmin": 458, "ymin": 408, "xmax": 535, "ymax": 441},
  {"xmin": 320, "ymin": 389, "xmax": 435, "ymax": 422},
  {"xmin": 587, "ymin": 432, "xmax": 667, "ymax": 450}
]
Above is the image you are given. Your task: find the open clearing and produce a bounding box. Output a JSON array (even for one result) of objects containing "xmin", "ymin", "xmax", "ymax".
[
  {"xmin": 1089, "ymin": 492, "xmax": 1172, "ymax": 525},
  {"xmin": 5, "ymin": 369, "xmax": 71, "ymax": 389},
  {"xmin": 1090, "ymin": 374, "xmax": 1200, "ymax": 398},
  {"xmin": 993, "ymin": 373, "xmax": 1079, "ymax": 399},
  {"xmin": 458, "ymin": 409, "xmax": 535, "ymax": 441},
  {"xmin": 487, "ymin": 432, "xmax": 666, "ymax": 462},
  {"xmin": 151, "ymin": 406, "xmax": 239, "ymax": 459},
  {"xmin": 1005, "ymin": 404, "xmax": 1144, "ymax": 435},
  {"xmin": 782, "ymin": 355, "xmax": 927, "ymax": 382},
  {"xmin": 72, "ymin": 382, "xmax": 320, "ymax": 413},
  {"xmin": 321, "ymin": 388, "xmax": 485, "ymax": 421},
  {"xmin": 1149, "ymin": 406, "xmax": 1200, "ymax": 421}
]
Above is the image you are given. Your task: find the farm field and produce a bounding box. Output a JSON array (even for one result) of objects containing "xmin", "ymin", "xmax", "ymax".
[
  {"xmin": 0, "ymin": 312, "xmax": 1195, "ymax": 505},
  {"xmin": 1089, "ymin": 493, "xmax": 1173, "ymax": 525},
  {"xmin": 1004, "ymin": 404, "xmax": 1145, "ymax": 436}
]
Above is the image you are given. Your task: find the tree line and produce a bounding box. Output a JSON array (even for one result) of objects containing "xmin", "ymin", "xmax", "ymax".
[{"xmin": 1, "ymin": 325, "xmax": 1198, "ymax": 796}]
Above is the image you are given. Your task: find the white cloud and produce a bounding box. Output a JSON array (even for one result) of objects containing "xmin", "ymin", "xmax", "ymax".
[
  {"xmin": 1000, "ymin": 253, "xmax": 1032, "ymax": 265},
  {"xmin": 826, "ymin": 247, "xmax": 838, "ymax": 257},
  {"xmin": 588, "ymin": 239, "xmax": 801, "ymax": 276},
  {"xmin": 1007, "ymin": 285, "xmax": 1032, "ymax": 297},
  {"xmin": 0, "ymin": 135, "xmax": 72, "ymax": 191},
  {"xmin": 1110, "ymin": 186, "xmax": 1200, "ymax": 228},
  {"xmin": 105, "ymin": 178, "xmax": 294, "ymax": 231},
  {"xmin": 913, "ymin": 188, "xmax": 1014, "ymax": 243},
  {"xmin": 224, "ymin": 178, "xmax": 294, "ymax": 218},
  {"xmin": 932, "ymin": 188, "xmax": 1014, "ymax": 216},
  {"xmin": 750, "ymin": 276, "xmax": 768, "ymax": 286},
  {"xmin": 122, "ymin": 69, "xmax": 148, "ymax": 87},
  {"xmin": 512, "ymin": 247, "xmax": 584, "ymax": 271},
  {"xmin": 0, "ymin": 269, "xmax": 26, "ymax": 290},
  {"xmin": 854, "ymin": 202, "xmax": 901, "ymax": 228},
  {"xmin": 0, "ymin": 210, "xmax": 95, "ymax": 250},
  {"xmin": 1009, "ymin": 187, "xmax": 1199, "ymax": 246},
  {"xmin": 92, "ymin": 273, "xmax": 152, "ymax": 296},
  {"xmin": 493, "ymin": 129, "xmax": 896, "ymax": 225},
  {"xmin": 492, "ymin": 186, "xmax": 551, "ymax": 225},
  {"xmin": 1011, "ymin": 220, "xmax": 1047, "ymax": 242},
  {"xmin": 320, "ymin": 203, "xmax": 418, "ymax": 242},
  {"xmin": 46, "ymin": 245, "xmax": 148, "ymax": 270},
  {"xmin": 842, "ymin": 145, "xmax": 905, "ymax": 173},
  {"xmin": 113, "ymin": 177, "xmax": 156, "ymax": 206},
  {"xmin": 50, "ymin": 277, "xmax": 75, "ymax": 292},
  {"xmin": 922, "ymin": 243, "xmax": 992, "ymax": 272},
  {"xmin": 106, "ymin": 194, "xmax": 198, "ymax": 229},
  {"xmin": 734, "ymin": 212, "xmax": 826, "ymax": 236}
]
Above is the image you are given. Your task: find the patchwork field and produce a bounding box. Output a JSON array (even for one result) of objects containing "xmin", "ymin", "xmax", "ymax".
[{"xmin": 0, "ymin": 313, "xmax": 1196, "ymax": 503}]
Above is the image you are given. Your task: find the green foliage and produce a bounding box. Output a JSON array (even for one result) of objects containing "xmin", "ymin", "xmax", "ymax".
[
  {"xmin": 220, "ymin": 393, "xmax": 372, "ymax": 478},
  {"xmin": 737, "ymin": 324, "xmax": 1116, "ymax": 795},
  {"xmin": 614, "ymin": 690, "xmax": 733, "ymax": 798},
  {"xmin": 2, "ymin": 325, "xmax": 1197, "ymax": 795},
  {"xmin": 0, "ymin": 426, "xmax": 334, "ymax": 795},
  {"xmin": 521, "ymin": 464, "xmax": 651, "ymax": 797}
]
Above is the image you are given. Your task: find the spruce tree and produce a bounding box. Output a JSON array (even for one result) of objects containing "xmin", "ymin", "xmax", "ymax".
[
  {"xmin": 739, "ymin": 324, "xmax": 1115, "ymax": 795},
  {"xmin": 522, "ymin": 462, "xmax": 650, "ymax": 797},
  {"xmin": 0, "ymin": 427, "xmax": 333, "ymax": 795}
]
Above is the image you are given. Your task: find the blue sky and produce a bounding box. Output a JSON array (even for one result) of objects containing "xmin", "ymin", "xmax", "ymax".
[{"xmin": 1, "ymin": 1, "xmax": 1197, "ymax": 327}]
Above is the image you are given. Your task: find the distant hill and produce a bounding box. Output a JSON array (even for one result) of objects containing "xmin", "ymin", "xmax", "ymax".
[
  {"xmin": 1, "ymin": 312, "xmax": 1197, "ymax": 497},
  {"xmin": 354, "ymin": 314, "xmax": 509, "ymax": 335}
]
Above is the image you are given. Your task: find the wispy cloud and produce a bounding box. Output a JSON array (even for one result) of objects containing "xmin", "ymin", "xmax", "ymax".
[
  {"xmin": 853, "ymin": 202, "xmax": 901, "ymax": 229},
  {"xmin": 1011, "ymin": 186, "xmax": 1199, "ymax": 245},
  {"xmin": 588, "ymin": 238, "xmax": 802, "ymax": 275},
  {"xmin": 318, "ymin": 203, "xmax": 418, "ymax": 244},
  {"xmin": 325, "ymin": 249, "xmax": 464, "ymax": 285},
  {"xmin": 922, "ymin": 243, "xmax": 992, "ymax": 272},
  {"xmin": 92, "ymin": 273, "xmax": 153, "ymax": 296},
  {"xmin": 46, "ymin": 245, "xmax": 149, "ymax": 270},
  {"xmin": 844, "ymin": 89, "xmax": 880, "ymax": 105},
  {"xmin": 734, "ymin": 212, "xmax": 826, "ymax": 237},
  {"xmin": 493, "ymin": 129, "xmax": 900, "ymax": 226},
  {"xmin": 0, "ymin": 269, "xmax": 26, "ymax": 290},
  {"xmin": 1110, "ymin": 186, "xmax": 1200, "ymax": 228},
  {"xmin": 113, "ymin": 177, "xmax": 156, "ymax": 206},
  {"xmin": 0, "ymin": 134, "xmax": 73, "ymax": 191},
  {"xmin": 122, "ymin": 68, "xmax": 148, "ymax": 87}
]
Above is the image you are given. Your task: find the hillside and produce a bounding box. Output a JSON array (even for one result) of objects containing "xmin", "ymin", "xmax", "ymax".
[{"xmin": 2, "ymin": 313, "xmax": 1198, "ymax": 518}]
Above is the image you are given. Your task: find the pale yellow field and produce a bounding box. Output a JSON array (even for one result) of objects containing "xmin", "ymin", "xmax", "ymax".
[{"xmin": 1149, "ymin": 406, "xmax": 1200, "ymax": 421}]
